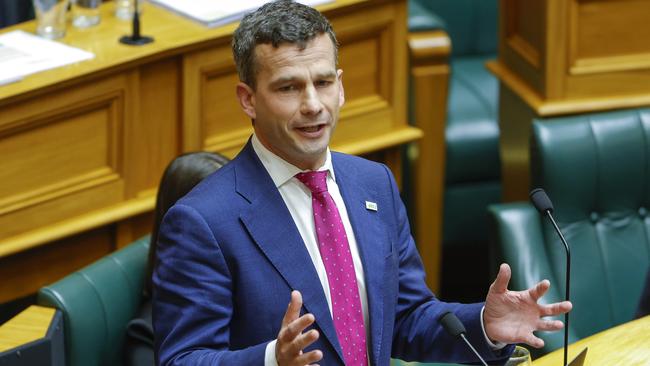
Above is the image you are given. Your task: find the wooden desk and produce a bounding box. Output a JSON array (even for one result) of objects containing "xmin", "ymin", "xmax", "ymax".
[
  {"xmin": 489, "ymin": 0, "xmax": 650, "ymax": 201},
  {"xmin": 533, "ymin": 316, "xmax": 650, "ymax": 366},
  {"xmin": 0, "ymin": 0, "xmax": 426, "ymax": 302},
  {"xmin": 0, "ymin": 305, "xmax": 55, "ymax": 353}
]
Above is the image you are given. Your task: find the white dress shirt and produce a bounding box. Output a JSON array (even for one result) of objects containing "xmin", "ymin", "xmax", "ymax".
[
  {"xmin": 251, "ymin": 135, "xmax": 370, "ymax": 366},
  {"xmin": 251, "ymin": 135, "xmax": 503, "ymax": 364}
]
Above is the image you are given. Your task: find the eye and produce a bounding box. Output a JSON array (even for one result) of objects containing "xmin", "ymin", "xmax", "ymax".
[
  {"xmin": 278, "ymin": 84, "xmax": 297, "ymax": 92},
  {"xmin": 315, "ymin": 80, "xmax": 332, "ymax": 88}
]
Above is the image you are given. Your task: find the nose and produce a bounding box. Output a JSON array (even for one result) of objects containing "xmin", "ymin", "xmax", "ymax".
[{"xmin": 300, "ymin": 85, "xmax": 323, "ymax": 116}]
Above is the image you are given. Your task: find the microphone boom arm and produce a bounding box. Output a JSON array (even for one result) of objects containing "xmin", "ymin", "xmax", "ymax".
[
  {"xmin": 459, "ymin": 334, "xmax": 488, "ymax": 366},
  {"xmin": 545, "ymin": 210, "xmax": 571, "ymax": 366}
]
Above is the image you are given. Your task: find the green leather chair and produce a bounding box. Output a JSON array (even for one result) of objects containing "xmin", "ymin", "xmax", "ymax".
[
  {"xmin": 408, "ymin": 0, "xmax": 501, "ymax": 301},
  {"xmin": 488, "ymin": 109, "xmax": 650, "ymax": 356},
  {"xmin": 37, "ymin": 236, "xmax": 150, "ymax": 366}
]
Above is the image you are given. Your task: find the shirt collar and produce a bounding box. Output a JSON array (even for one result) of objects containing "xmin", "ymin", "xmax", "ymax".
[{"xmin": 251, "ymin": 133, "xmax": 335, "ymax": 188}]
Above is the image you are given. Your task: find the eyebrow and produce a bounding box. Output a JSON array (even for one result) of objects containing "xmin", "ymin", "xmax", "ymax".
[{"xmin": 270, "ymin": 71, "xmax": 337, "ymax": 87}]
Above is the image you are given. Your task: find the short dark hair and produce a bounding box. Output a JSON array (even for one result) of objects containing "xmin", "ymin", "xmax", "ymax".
[{"xmin": 232, "ymin": 0, "xmax": 338, "ymax": 89}]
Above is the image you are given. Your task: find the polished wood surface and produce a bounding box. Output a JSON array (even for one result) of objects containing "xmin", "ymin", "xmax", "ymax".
[
  {"xmin": 533, "ymin": 316, "xmax": 650, "ymax": 366},
  {"xmin": 408, "ymin": 29, "xmax": 451, "ymax": 293},
  {"xmin": 0, "ymin": 305, "xmax": 55, "ymax": 352},
  {"xmin": 495, "ymin": 0, "xmax": 650, "ymax": 103},
  {"xmin": 487, "ymin": 60, "xmax": 650, "ymax": 118},
  {"xmin": 0, "ymin": 0, "xmax": 428, "ymax": 303},
  {"xmin": 491, "ymin": 0, "xmax": 650, "ymax": 201}
]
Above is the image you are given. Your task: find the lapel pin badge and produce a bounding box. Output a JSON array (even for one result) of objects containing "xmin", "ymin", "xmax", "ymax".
[{"xmin": 365, "ymin": 201, "xmax": 378, "ymax": 211}]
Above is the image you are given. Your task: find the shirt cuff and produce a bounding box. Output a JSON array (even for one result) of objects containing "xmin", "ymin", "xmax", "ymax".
[
  {"xmin": 481, "ymin": 306, "xmax": 507, "ymax": 350},
  {"xmin": 265, "ymin": 339, "xmax": 279, "ymax": 366}
]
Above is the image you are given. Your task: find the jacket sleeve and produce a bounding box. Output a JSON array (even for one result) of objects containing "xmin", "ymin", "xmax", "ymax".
[
  {"xmin": 382, "ymin": 164, "xmax": 514, "ymax": 364},
  {"xmin": 153, "ymin": 203, "xmax": 267, "ymax": 365}
]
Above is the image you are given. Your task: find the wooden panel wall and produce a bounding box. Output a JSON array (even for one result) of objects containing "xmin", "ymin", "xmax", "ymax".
[
  {"xmin": 0, "ymin": 75, "xmax": 128, "ymax": 245},
  {"xmin": 500, "ymin": 0, "xmax": 546, "ymax": 97},
  {"xmin": 408, "ymin": 29, "xmax": 451, "ymax": 293},
  {"xmin": 498, "ymin": 0, "xmax": 650, "ymax": 103}
]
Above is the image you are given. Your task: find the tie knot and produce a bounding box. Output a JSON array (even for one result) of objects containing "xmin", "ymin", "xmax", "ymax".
[{"xmin": 296, "ymin": 171, "xmax": 328, "ymax": 194}]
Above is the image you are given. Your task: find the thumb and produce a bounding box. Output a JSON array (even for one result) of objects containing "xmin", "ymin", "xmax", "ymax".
[{"xmin": 490, "ymin": 263, "xmax": 511, "ymax": 294}]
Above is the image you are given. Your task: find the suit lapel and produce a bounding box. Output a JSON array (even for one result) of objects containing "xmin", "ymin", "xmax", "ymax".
[
  {"xmin": 235, "ymin": 143, "xmax": 345, "ymax": 363},
  {"xmin": 333, "ymin": 154, "xmax": 387, "ymax": 366}
]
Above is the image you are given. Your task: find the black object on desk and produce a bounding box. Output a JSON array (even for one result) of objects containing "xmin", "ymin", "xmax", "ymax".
[{"xmin": 119, "ymin": 0, "xmax": 153, "ymax": 46}]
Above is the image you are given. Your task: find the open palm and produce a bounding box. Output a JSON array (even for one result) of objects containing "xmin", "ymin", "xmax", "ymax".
[{"xmin": 483, "ymin": 264, "xmax": 572, "ymax": 348}]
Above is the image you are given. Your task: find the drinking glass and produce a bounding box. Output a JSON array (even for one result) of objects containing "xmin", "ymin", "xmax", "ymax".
[
  {"xmin": 72, "ymin": 0, "xmax": 101, "ymax": 28},
  {"xmin": 114, "ymin": 0, "xmax": 144, "ymax": 21},
  {"xmin": 505, "ymin": 346, "xmax": 532, "ymax": 366},
  {"xmin": 32, "ymin": 0, "xmax": 71, "ymax": 39}
]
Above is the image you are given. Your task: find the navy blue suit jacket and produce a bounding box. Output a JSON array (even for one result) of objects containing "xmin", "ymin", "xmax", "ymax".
[{"xmin": 153, "ymin": 142, "xmax": 513, "ymax": 365}]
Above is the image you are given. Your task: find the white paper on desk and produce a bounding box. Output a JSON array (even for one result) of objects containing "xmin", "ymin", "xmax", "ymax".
[
  {"xmin": 149, "ymin": 0, "xmax": 333, "ymax": 28},
  {"xmin": 0, "ymin": 30, "xmax": 94, "ymax": 86}
]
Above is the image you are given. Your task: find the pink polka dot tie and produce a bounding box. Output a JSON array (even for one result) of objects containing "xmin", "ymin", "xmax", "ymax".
[{"xmin": 296, "ymin": 171, "xmax": 368, "ymax": 366}]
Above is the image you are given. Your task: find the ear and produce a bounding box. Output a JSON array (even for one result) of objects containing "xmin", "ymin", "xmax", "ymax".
[
  {"xmin": 337, "ymin": 69, "xmax": 345, "ymax": 108},
  {"xmin": 236, "ymin": 82, "xmax": 256, "ymax": 120}
]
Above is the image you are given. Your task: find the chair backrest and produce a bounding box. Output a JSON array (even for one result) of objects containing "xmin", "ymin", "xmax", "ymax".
[
  {"xmin": 410, "ymin": 0, "xmax": 498, "ymax": 57},
  {"xmin": 490, "ymin": 108, "xmax": 650, "ymax": 354},
  {"xmin": 37, "ymin": 236, "xmax": 150, "ymax": 366}
]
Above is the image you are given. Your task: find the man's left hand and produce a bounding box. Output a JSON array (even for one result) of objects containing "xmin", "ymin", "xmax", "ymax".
[{"xmin": 483, "ymin": 263, "xmax": 572, "ymax": 348}]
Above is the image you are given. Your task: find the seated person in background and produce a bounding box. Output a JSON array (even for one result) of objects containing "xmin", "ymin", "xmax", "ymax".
[
  {"xmin": 123, "ymin": 151, "xmax": 230, "ymax": 366},
  {"xmin": 637, "ymin": 268, "xmax": 650, "ymax": 319},
  {"xmin": 153, "ymin": 1, "xmax": 572, "ymax": 365}
]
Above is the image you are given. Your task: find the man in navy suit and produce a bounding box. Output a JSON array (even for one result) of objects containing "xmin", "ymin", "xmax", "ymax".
[{"xmin": 153, "ymin": 1, "xmax": 572, "ymax": 365}]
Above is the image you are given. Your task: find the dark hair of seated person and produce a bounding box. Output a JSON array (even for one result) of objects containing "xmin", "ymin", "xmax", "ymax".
[
  {"xmin": 144, "ymin": 151, "xmax": 230, "ymax": 298},
  {"xmin": 124, "ymin": 151, "xmax": 229, "ymax": 366}
]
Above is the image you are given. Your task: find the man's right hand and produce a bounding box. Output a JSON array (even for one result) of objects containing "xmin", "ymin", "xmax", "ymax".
[{"xmin": 276, "ymin": 290, "xmax": 323, "ymax": 366}]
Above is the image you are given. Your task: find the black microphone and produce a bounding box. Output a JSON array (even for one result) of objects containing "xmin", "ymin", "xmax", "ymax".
[
  {"xmin": 530, "ymin": 188, "xmax": 570, "ymax": 366},
  {"xmin": 119, "ymin": 0, "xmax": 154, "ymax": 46},
  {"xmin": 440, "ymin": 312, "xmax": 488, "ymax": 366}
]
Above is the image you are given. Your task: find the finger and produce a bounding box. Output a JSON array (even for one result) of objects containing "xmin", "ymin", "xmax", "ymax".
[
  {"xmin": 291, "ymin": 329, "xmax": 320, "ymax": 354},
  {"xmin": 280, "ymin": 313, "xmax": 316, "ymax": 343},
  {"xmin": 296, "ymin": 349, "xmax": 323, "ymax": 365},
  {"xmin": 539, "ymin": 301, "xmax": 572, "ymax": 317},
  {"xmin": 277, "ymin": 314, "xmax": 317, "ymax": 359},
  {"xmin": 490, "ymin": 263, "xmax": 511, "ymax": 294},
  {"xmin": 528, "ymin": 279, "xmax": 550, "ymax": 301},
  {"xmin": 536, "ymin": 318, "xmax": 564, "ymax": 332},
  {"xmin": 523, "ymin": 333, "xmax": 545, "ymax": 349},
  {"xmin": 282, "ymin": 290, "xmax": 303, "ymax": 328}
]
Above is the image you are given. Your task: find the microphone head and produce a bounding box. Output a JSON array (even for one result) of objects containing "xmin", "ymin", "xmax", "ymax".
[
  {"xmin": 530, "ymin": 188, "xmax": 554, "ymax": 214},
  {"xmin": 439, "ymin": 311, "xmax": 466, "ymax": 337}
]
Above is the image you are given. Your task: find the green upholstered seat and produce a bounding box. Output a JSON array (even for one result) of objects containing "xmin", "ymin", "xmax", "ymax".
[
  {"xmin": 37, "ymin": 236, "xmax": 150, "ymax": 366},
  {"xmin": 489, "ymin": 109, "xmax": 650, "ymax": 356},
  {"xmin": 407, "ymin": 0, "xmax": 445, "ymax": 32},
  {"xmin": 443, "ymin": 55, "xmax": 500, "ymax": 246},
  {"xmin": 408, "ymin": 0, "xmax": 501, "ymax": 301},
  {"xmin": 412, "ymin": 0, "xmax": 498, "ymax": 58}
]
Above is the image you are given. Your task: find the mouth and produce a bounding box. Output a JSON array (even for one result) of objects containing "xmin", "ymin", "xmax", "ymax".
[
  {"xmin": 299, "ymin": 125, "xmax": 323, "ymax": 132},
  {"xmin": 296, "ymin": 123, "xmax": 326, "ymax": 135}
]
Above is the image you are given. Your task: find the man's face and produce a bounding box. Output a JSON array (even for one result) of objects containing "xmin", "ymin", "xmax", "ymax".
[{"xmin": 236, "ymin": 34, "xmax": 345, "ymax": 170}]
